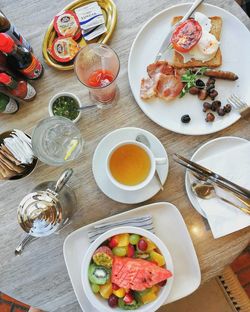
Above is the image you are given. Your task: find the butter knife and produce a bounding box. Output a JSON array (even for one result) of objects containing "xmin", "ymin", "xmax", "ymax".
[{"xmin": 155, "ymin": 0, "xmax": 204, "ymax": 62}]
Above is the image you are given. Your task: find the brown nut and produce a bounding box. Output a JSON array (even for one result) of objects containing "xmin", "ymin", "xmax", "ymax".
[
  {"xmin": 206, "ymin": 77, "xmax": 216, "ymax": 86},
  {"xmin": 209, "ymin": 90, "xmax": 218, "ymax": 100},
  {"xmin": 189, "ymin": 86, "xmax": 199, "ymax": 95},
  {"xmin": 218, "ymin": 108, "xmax": 226, "ymax": 116},
  {"xmin": 211, "ymin": 100, "xmax": 221, "ymax": 111},
  {"xmin": 223, "ymin": 104, "xmax": 232, "ymax": 113},
  {"xmin": 205, "ymin": 112, "xmax": 215, "ymax": 122},
  {"xmin": 203, "ymin": 102, "xmax": 212, "ymax": 112},
  {"xmin": 198, "ymin": 89, "xmax": 207, "ymax": 100}
]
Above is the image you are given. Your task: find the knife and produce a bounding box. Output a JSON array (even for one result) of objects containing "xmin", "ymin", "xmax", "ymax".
[
  {"xmin": 155, "ymin": 0, "xmax": 204, "ymax": 62},
  {"xmin": 173, "ymin": 153, "xmax": 250, "ymax": 199}
]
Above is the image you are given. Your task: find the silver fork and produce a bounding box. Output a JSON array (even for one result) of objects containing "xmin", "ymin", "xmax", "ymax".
[{"xmin": 227, "ymin": 94, "xmax": 250, "ymax": 117}]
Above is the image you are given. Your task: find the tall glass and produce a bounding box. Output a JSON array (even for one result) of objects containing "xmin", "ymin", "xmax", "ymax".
[
  {"xmin": 74, "ymin": 43, "xmax": 120, "ymax": 108},
  {"xmin": 32, "ymin": 116, "xmax": 83, "ymax": 166}
]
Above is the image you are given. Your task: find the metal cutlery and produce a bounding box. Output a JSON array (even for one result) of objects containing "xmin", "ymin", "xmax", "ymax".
[
  {"xmin": 191, "ymin": 181, "xmax": 250, "ymax": 215},
  {"xmin": 88, "ymin": 215, "xmax": 154, "ymax": 243},
  {"xmin": 227, "ymin": 94, "xmax": 250, "ymax": 117},
  {"xmin": 173, "ymin": 153, "xmax": 250, "ymax": 199},
  {"xmin": 136, "ymin": 134, "xmax": 164, "ymax": 191},
  {"xmin": 155, "ymin": 0, "xmax": 204, "ymax": 61}
]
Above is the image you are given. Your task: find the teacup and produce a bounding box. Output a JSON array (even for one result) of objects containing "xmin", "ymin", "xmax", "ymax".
[{"xmin": 106, "ymin": 140, "xmax": 167, "ymax": 191}]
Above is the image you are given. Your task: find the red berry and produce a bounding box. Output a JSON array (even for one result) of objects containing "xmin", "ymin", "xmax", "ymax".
[
  {"xmin": 158, "ymin": 279, "xmax": 167, "ymax": 287},
  {"xmin": 127, "ymin": 244, "xmax": 135, "ymax": 257},
  {"xmin": 109, "ymin": 236, "xmax": 118, "ymax": 249},
  {"xmin": 112, "ymin": 283, "xmax": 119, "ymax": 290},
  {"xmin": 108, "ymin": 294, "xmax": 118, "ymax": 308},
  {"xmin": 138, "ymin": 239, "xmax": 148, "ymax": 251},
  {"xmin": 123, "ymin": 293, "xmax": 134, "ymax": 304}
]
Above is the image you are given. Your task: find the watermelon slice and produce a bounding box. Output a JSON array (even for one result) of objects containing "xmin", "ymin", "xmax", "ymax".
[{"xmin": 111, "ymin": 256, "xmax": 172, "ymax": 291}]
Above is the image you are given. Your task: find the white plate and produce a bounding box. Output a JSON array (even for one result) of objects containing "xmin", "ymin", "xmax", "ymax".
[
  {"xmin": 63, "ymin": 202, "xmax": 201, "ymax": 312},
  {"xmin": 92, "ymin": 127, "xmax": 169, "ymax": 204},
  {"xmin": 128, "ymin": 3, "xmax": 250, "ymax": 135},
  {"xmin": 185, "ymin": 136, "xmax": 249, "ymax": 217}
]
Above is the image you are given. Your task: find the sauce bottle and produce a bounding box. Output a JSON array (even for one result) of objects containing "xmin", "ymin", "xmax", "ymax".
[
  {"xmin": 0, "ymin": 92, "xmax": 19, "ymax": 113},
  {"xmin": 0, "ymin": 11, "xmax": 32, "ymax": 51},
  {"xmin": 0, "ymin": 72, "xmax": 36, "ymax": 101},
  {"xmin": 0, "ymin": 33, "xmax": 43, "ymax": 80}
]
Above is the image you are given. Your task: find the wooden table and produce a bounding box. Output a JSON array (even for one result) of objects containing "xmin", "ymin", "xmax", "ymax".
[{"xmin": 0, "ymin": 0, "xmax": 249, "ymax": 311}]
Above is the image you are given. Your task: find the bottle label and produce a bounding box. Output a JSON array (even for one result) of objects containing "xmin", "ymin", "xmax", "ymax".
[
  {"xmin": 6, "ymin": 25, "xmax": 32, "ymax": 51},
  {"xmin": 24, "ymin": 83, "xmax": 36, "ymax": 100},
  {"xmin": 2, "ymin": 97, "xmax": 18, "ymax": 113},
  {"xmin": 20, "ymin": 55, "xmax": 43, "ymax": 79}
]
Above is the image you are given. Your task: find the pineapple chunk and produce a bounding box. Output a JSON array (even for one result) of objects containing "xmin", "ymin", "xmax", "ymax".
[
  {"xmin": 99, "ymin": 282, "xmax": 113, "ymax": 299},
  {"xmin": 150, "ymin": 250, "xmax": 165, "ymax": 266},
  {"xmin": 116, "ymin": 233, "xmax": 130, "ymax": 247},
  {"xmin": 141, "ymin": 290, "xmax": 157, "ymax": 304},
  {"xmin": 113, "ymin": 288, "xmax": 126, "ymax": 298}
]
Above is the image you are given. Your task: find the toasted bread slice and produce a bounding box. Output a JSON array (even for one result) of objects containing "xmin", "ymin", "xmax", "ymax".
[{"xmin": 171, "ymin": 16, "xmax": 222, "ymax": 68}]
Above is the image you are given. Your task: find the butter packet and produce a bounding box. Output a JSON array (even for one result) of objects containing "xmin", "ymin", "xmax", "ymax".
[
  {"xmin": 75, "ymin": 2, "xmax": 105, "ymax": 31},
  {"xmin": 83, "ymin": 23, "xmax": 107, "ymax": 41}
]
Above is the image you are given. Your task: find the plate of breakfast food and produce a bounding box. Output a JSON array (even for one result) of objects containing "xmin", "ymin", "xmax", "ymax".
[{"xmin": 128, "ymin": 3, "xmax": 250, "ymax": 135}]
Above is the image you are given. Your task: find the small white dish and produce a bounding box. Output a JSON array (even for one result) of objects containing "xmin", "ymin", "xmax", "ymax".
[
  {"xmin": 81, "ymin": 226, "xmax": 174, "ymax": 312},
  {"xmin": 92, "ymin": 127, "xmax": 169, "ymax": 204},
  {"xmin": 63, "ymin": 202, "xmax": 201, "ymax": 312},
  {"xmin": 185, "ymin": 136, "xmax": 249, "ymax": 217},
  {"xmin": 48, "ymin": 92, "xmax": 82, "ymax": 123}
]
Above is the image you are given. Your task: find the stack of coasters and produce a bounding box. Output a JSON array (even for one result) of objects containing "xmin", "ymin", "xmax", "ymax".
[{"xmin": 75, "ymin": 2, "xmax": 107, "ymax": 41}]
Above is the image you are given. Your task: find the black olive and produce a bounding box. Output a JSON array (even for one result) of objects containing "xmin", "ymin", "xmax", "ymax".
[
  {"xmin": 181, "ymin": 114, "xmax": 191, "ymax": 123},
  {"xmin": 195, "ymin": 79, "xmax": 205, "ymax": 89}
]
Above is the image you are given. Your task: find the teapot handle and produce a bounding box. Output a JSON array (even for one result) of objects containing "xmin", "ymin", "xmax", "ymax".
[{"xmin": 54, "ymin": 169, "xmax": 73, "ymax": 193}]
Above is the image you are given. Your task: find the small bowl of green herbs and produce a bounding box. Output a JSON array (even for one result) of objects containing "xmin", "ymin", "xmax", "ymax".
[{"xmin": 49, "ymin": 92, "xmax": 81, "ymax": 123}]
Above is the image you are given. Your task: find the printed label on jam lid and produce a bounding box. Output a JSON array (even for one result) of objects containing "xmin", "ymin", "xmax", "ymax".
[
  {"xmin": 54, "ymin": 10, "xmax": 80, "ymax": 39},
  {"xmin": 20, "ymin": 55, "xmax": 43, "ymax": 79},
  {"xmin": 49, "ymin": 36, "xmax": 80, "ymax": 63}
]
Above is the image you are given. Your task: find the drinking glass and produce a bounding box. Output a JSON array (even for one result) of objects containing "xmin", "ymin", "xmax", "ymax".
[
  {"xmin": 74, "ymin": 43, "xmax": 120, "ymax": 108},
  {"xmin": 32, "ymin": 116, "xmax": 83, "ymax": 166}
]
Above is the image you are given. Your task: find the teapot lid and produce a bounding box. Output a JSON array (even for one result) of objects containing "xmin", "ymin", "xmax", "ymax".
[{"xmin": 17, "ymin": 190, "xmax": 62, "ymax": 237}]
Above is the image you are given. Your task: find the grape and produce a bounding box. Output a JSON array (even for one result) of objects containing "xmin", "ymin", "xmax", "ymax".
[
  {"xmin": 112, "ymin": 247, "xmax": 127, "ymax": 257},
  {"xmin": 129, "ymin": 234, "xmax": 140, "ymax": 245},
  {"xmin": 91, "ymin": 283, "xmax": 100, "ymax": 293},
  {"xmin": 137, "ymin": 239, "xmax": 148, "ymax": 251},
  {"xmin": 108, "ymin": 294, "xmax": 118, "ymax": 308}
]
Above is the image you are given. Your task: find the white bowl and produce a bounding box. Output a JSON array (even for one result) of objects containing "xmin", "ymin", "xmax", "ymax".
[
  {"xmin": 81, "ymin": 226, "xmax": 174, "ymax": 312},
  {"xmin": 48, "ymin": 92, "xmax": 81, "ymax": 123}
]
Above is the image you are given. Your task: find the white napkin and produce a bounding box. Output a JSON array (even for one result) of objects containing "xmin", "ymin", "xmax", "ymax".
[{"xmin": 192, "ymin": 141, "xmax": 250, "ymax": 238}]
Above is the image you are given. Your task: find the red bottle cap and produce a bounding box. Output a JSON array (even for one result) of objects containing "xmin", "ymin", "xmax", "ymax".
[
  {"xmin": 0, "ymin": 72, "xmax": 12, "ymax": 85},
  {"xmin": 0, "ymin": 33, "xmax": 15, "ymax": 53}
]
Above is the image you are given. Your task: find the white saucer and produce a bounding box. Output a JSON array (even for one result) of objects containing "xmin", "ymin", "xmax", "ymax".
[
  {"xmin": 92, "ymin": 127, "xmax": 169, "ymax": 204},
  {"xmin": 185, "ymin": 136, "xmax": 249, "ymax": 217}
]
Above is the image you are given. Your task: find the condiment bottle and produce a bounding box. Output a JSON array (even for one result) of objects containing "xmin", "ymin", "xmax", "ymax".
[
  {"xmin": 0, "ymin": 92, "xmax": 19, "ymax": 113},
  {"xmin": 0, "ymin": 33, "xmax": 43, "ymax": 80},
  {"xmin": 0, "ymin": 11, "xmax": 32, "ymax": 51},
  {"xmin": 0, "ymin": 72, "xmax": 36, "ymax": 101}
]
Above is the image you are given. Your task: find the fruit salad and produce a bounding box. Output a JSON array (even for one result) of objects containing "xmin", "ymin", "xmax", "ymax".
[{"xmin": 87, "ymin": 233, "xmax": 172, "ymax": 309}]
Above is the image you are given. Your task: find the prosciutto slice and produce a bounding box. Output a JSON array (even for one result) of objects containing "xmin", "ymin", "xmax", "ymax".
[{"xmin": 147, "ymin": 61, "xmax": 175, "ymax": 78}]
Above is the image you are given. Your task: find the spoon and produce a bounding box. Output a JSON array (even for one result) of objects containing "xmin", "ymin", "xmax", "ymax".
[
  {"xmin": 191, "ymin": 182, "xmax": 250, "ymax": 215},
  {"xmin": 136, "ymin": 134, "xmax": 164, "ymax": 191}
]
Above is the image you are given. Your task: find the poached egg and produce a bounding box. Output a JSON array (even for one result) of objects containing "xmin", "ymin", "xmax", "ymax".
[{"xmin": 178, "ymin": 12, "xmax": 220, "ymax": 63}]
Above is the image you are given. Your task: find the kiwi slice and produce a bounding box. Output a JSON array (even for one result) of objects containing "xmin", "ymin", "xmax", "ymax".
[{"xmin": 88, "ymin": 263, "xmax": 110, "ymax": 285}]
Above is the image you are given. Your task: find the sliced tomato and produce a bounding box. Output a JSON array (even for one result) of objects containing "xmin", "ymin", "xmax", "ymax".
[{"xmin": 171, "ymin": 19, "xmax": 202, "ymax": 53}]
